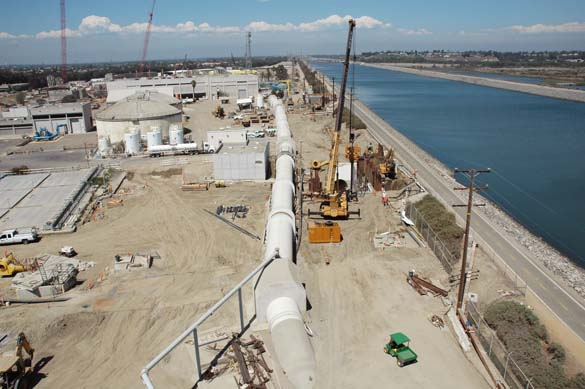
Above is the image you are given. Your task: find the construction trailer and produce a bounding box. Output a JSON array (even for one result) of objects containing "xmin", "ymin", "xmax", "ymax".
[{"xmin": 213, "ymin": 141, "xmax": 269, "ymax": 181}]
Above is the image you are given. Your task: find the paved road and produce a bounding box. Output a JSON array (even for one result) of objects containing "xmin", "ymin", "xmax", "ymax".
[{"xmin": 350, "ymin": 98, "xmax": 585, "ymax": 341}]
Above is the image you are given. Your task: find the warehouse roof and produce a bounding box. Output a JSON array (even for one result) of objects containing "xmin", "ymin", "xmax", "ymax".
[
  {"xmin": 96, "ymin": 94, "xmax": 181, "ymax": 121},
  {"xmin": 126, "ymin": 90, "xmax": 180, "ymax": 106}
]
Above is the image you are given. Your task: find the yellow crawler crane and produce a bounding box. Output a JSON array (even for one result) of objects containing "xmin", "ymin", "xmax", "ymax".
[{"xmin": 308, "ymin": 19, "xmax": 359, "ymax": 223}]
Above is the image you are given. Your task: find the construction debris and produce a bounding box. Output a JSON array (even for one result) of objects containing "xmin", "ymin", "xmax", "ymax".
[
  {"xmin": 407, "ymin": 270, "xmax": 449, "ymax": 297},
  {"xmin": 216, "ymin": 204, "xmax": 249, "ymax": 219},
  {"xmin": 113, "ymin": 254, "xmax": 152, "ymax": 272},
  {"xmin": 373, "ymin": 231, "xmax": 404, "ymax": 249},
  {"xmin": 429, "ymin": 314, "xmax": 445, "ymax": 329},
  {"xmin": 203, "ymin": 209, "xmax": 260, "ymax": 240},
  {"xmin": 181, "ymin": 182, "xmax": 209, "ymax": 191},
  {"xmin": 228, "ymin": 335, "xmax": 272, "ymax": 388}
]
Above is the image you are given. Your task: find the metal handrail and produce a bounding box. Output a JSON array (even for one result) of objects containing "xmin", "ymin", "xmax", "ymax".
[{"xmin": 140, "ymin": 250, "xmax": 280, "ymax": 388}]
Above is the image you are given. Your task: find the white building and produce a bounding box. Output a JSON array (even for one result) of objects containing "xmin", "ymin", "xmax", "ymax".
[
  {"xmin": 106, "ymin": 74, "xmax": 258, "ymax": 103},
  {"xmin": 213, "ymin": 141, "xmax": 269, "ymax": 181},
  {"xmin": 96, "ymin": 91, "xmax": 182, "ymax": 143},
  {"xmin": 207, "ymin": 128, "xmax": 248, "ymax": 151}
]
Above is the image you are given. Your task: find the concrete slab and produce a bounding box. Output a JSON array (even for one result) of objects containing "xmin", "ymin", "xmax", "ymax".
[
  {"xmin": 0, "ymin": 205, "xmax": 61, "ymax": 230},
  {"xmin": 40, "ymin": 169, "xmax": 92, "ymax": 187},
  {"xmin": 16, "ymin": 186, "xmax": 75, "ymax": 208},
  {"xmin": 0, "ymin": 188, "xmax": 31, "ymax": 208},
  {"xmin": 0, "ymin": 174, "xmax": 48, "ymax": 191}
]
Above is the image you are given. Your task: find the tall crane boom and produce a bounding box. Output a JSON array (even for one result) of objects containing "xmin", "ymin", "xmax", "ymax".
[
  {"xmin": 60, "ymin": 0, "xmax": 67, "ymax": 83},
  {"xmin": 139, "ymin": 0, "xmax": 156, "ymax": 74},
  {"xmin": 324, "ymin": 19, "xmax": 356, "ymax": 194}
]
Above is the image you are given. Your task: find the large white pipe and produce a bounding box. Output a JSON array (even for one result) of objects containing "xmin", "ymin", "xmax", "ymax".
[{"xmin": 255, "ymin": 96, "xmax": 316, "ymax": 388}]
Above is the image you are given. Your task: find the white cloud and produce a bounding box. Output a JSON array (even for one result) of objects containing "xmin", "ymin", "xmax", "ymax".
[
  {"xmin": 0, "ymin": 32, "xmax": 31, "ymax": 39},
  {"xmin": 36, "ymin": 28, "xmax": 82, "ymax": 39},
  {"xmin": 246, "ymin": 14, "xmax": 390, "ymax": 32},
  {"xmin": 79, "ymin": 15, "xmax": 122, "ymax": 33},
  {"xmin": 507, "ymin": 22, "xmax": 585, "ymax": 34},
  {"xmin": 246, "ymin": 21, "xmax": 295, "ymax": 32},
  {"xmin": 397, "ymin": 28, "xmax": 432, "ymax": 36},
  {"xmin": 13, "ymin": 14, "xmax": 395, "ymax": 40}
]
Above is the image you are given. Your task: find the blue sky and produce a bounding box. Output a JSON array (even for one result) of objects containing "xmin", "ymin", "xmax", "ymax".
[{"xmin": 1, "ymin": 0, "xmax": 584, "ymax": 64}]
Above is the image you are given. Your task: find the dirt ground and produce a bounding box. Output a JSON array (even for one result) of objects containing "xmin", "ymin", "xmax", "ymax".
[
  {"xmin": 0, "ymin": 158, "xmax": 271, "ymax": 388},
  {"xmin": 0, "ymin": 78, "xmax": 494, "ymax": 388}
]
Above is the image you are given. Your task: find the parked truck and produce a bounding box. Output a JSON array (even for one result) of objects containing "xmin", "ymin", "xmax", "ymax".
[
  {"xmin": 148, "ymin": 142, "xmax": 215, "ymax": 157},
  {"xmin": 0, "ymin": 228, "xmax": 39, "ymax": 246}
]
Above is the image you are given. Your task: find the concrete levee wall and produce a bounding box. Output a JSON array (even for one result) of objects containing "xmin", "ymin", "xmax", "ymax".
[{"xmin": 363, "ymin": 63, "xmax": 585, "ymax": 103}]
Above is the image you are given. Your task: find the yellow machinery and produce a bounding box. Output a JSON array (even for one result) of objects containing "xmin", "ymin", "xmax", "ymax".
[
  {"xmin": 308, "ymin": 19, "xmax": 357, "ymax": 221},
  {"xmin": 379, "ymin": 146, "xmax": 396, "ymax": 179},
  {"xmin": 0, "ymin": 253, "xmax": 25, "ymax": 277},
  {"xmin": 308, "ymin": 221, "xmax": 341, "ymax": 243},
  {"xmin": 0, "ymin": 332, "xmax": 34, "ymax": 389}
]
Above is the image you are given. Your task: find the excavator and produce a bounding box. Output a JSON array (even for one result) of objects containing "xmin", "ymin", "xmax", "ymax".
[
  {"xmin": 378, "ymin": 144, "xmax": 397, "ymax": 180},
  {"xmin": 0, "ymin": 332, "xmax": 34, "ymax": 389},
  {"xmin": 307, "ymin": 19, "xmax": 359, "ymax": 243}
]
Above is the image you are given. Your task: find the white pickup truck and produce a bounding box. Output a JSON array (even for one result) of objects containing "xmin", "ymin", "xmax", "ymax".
[{"xmin": 0, "ymin": 228, "xmax": 39, "ymax": 245}]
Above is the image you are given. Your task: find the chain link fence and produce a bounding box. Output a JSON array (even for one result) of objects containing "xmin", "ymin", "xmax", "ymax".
[
  {"xmin": 467, "ymin": 302, "xmax": 536, "ymax": 389},
  {"xmin": 406, "ymin": 202, "xmax": 456, "ymax": 274},
  {"xmin": 406, "ymin": 202, "xmax": 527, "ymax": 297}
]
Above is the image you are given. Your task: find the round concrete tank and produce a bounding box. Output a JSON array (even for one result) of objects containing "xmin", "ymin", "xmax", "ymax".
[
  {"xmin": 169, "ymin": 125, "xmax": 184, "ymax": 145},
  {"xmin": 124, "ymin": 131, "xmax": 141, "ymax": 155},
  {"xmin": 256, "ymin": 94, "xmax": 264, "ymax": 109},
  {"xmin": 97, "ymin": 136, "xmax": 110, "ymax": 156},
  {"xmin": 147, "ymin": 127, "xmax": 163, "ymax": 149},
  {"xmin": 96, "ymin": 91, "xmax": 182, "ymax": 143}
]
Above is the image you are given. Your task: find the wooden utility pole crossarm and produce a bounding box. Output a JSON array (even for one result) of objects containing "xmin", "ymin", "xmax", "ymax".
[{"xmin": 453, "ymin": 168, "xmax": 490, "ymax": 310}]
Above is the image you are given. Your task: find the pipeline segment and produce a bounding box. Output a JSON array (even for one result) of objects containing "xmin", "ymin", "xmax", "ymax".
[{"xmin": 254, "ymin": 95, "xmax": 316, "ymax": 388}]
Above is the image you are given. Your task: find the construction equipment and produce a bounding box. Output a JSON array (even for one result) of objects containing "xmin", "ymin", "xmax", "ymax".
[
  {"xmin": 0, "ymin": 253, "xmax": 26, "ymax": 277},
  {"xmin": 33, "ymin": 124, "xmax": 66, "ymax": 141},
  {"xmin": 384, "ymin": 332, "xmax": 418, "ymax": 367},
  {"xmin": 212, "ymin": 105, "xmax": 225, "ymax": 119},
  {"xmin": 0, "ymin": 332, "xmax": 34, "ymax": 389},
  {"xmin": 308, "ymin": 19, "xmax": 358, "ymax": 220},
  {"xmin": 378, "ymin": 145, "xmax": 397, "ymax": 180},
  {"xmin": 308, "ymin": 221, "xmax": 341, "ymax": 243},
  {"xmin": 58, "ymin": 246, "xmax": 77, "ymax": 258},
  {"xmin": 139, "ymin": 0, "xmax": 156, "ymax": 74}
]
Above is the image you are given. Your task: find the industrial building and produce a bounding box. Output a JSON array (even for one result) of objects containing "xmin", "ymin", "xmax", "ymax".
[
  {"xmin": 96, "ymin": 91, "xmax": 182, "ymax": 143},
  {"xmin": 0, "ymin": 102, "xmax": 92, "ymax": 137},
  {"xmin": 106, "ymin": 74, "xmax": 259, "ymax": 103},
  {"xmin": 30, "ymin": 102, "xmax": 92, "ymax": 135},
  {"xmin": 213, "ymin": 141, "xmax": 269, "ymax": 180},
  {"xmin": 207, "ymin": 128, "xmax": 248, "ymax": 151}
]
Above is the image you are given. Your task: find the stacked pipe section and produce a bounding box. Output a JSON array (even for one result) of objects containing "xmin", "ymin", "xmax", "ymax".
[{"xmin": 254, "ymin": 95, "xmax": 316, "ymax": 388}]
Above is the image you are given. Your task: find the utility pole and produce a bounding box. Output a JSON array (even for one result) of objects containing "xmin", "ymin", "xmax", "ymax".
[
  {"xmin": 453, "ymin": 168, "xmax": 490, "ymax": 310},
  {"xmin": 331, "ymin": 77, "xmax": 335, "ymax": 117},
  {"xmin": 349, "ymin": 87, "xmax": 355, "ymax": 197}
]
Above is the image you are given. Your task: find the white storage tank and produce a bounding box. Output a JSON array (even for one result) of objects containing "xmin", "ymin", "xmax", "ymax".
[
  {"xmin": 147, "ymin": 127, "xmax": 163, "ymax": 149},
  {"xmin": 124, "ymin": 130, "xmax": 141, "ymax": 155},
  {"xmin": 97, "ymin": 136, "xmax": 111, "ymax": 156},
  {"xmin": 169, "ymin": 125, "xmax": 184, "ymax": 145},
  {"xmin": 256, "ymin": 94, "xmax": 264, "ymax": 109}
]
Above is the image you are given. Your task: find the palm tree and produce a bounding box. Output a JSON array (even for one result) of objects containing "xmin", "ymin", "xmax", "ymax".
[{"xmin": 191, "ymin": 80, "xmax": 197, "ymax": 100}]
